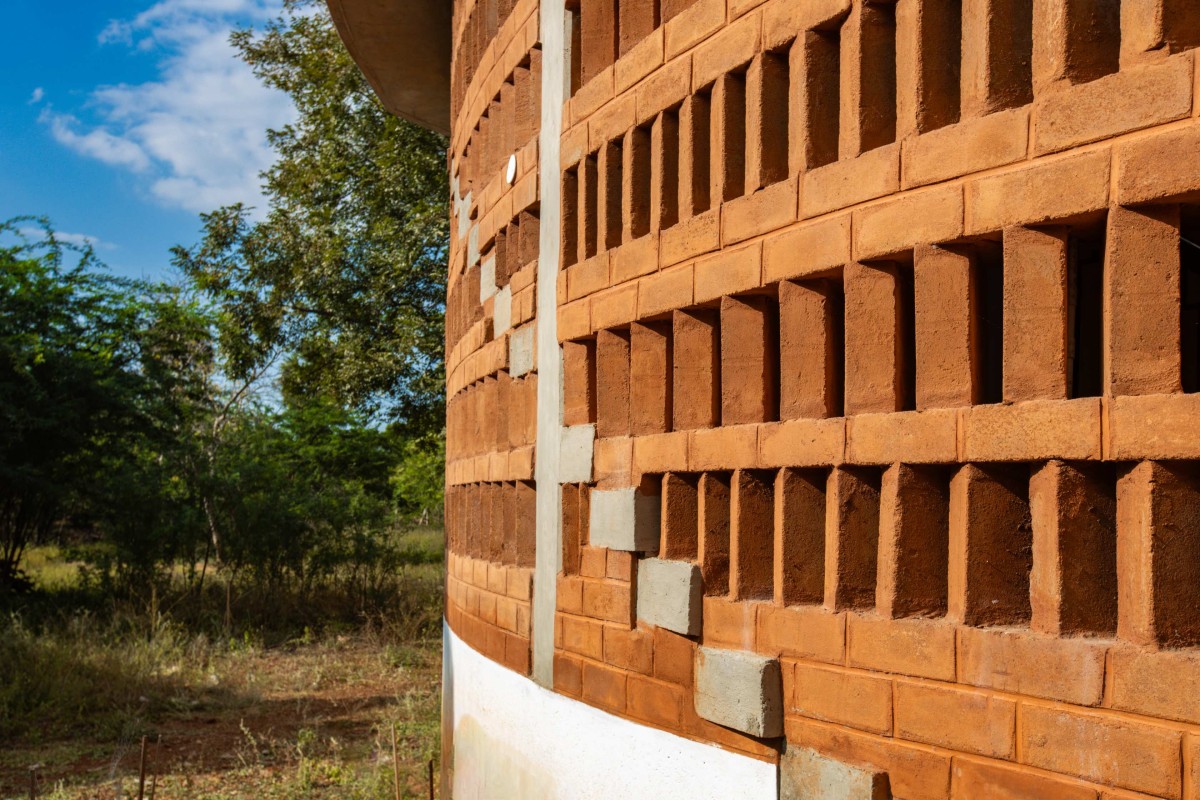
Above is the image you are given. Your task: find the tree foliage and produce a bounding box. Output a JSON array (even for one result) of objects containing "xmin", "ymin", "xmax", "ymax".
[
  {"xmin": 0, "ymin": 219, "xmax": 210, "ymax": 589},
  {"xmin": 172, "ymin": 0, "xmax": 449, "ymax": 435}
]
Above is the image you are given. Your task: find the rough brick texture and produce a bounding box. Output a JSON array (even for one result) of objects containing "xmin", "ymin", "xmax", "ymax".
[{"xmin": 438, "ymin": 0, "xmax": 1200, "ymax": 786}]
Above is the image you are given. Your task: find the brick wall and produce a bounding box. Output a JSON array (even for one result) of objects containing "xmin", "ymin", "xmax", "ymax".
[
  {"xmin": 446, "ymin": 0, "xmax": 1200, "ymax": 795},
  {"xmin": 446, "ymin": 0, "xmax": 544, "ymax": 681}
]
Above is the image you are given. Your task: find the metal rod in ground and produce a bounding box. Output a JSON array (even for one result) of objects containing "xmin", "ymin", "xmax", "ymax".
[
  {"xmin": 428, "ymin": 758, "xmax": 434, "ymax": 800},
  {"xmin": 391, "ymin": 724, "xmax": 401, "ymax": 800},
  {"xmin": 137, "ymin": 736, "xmax": 148, "ymax": 800}
]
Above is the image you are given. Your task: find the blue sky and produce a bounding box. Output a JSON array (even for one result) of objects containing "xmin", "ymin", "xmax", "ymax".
[{"xmin": 0, "ymin": 0, "xmax": 295, "ymax": 281}]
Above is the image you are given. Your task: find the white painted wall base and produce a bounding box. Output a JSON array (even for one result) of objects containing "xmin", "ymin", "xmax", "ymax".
[{"xmin": 443, "ymin": 622, "xmax": 778, "ymax": 799}]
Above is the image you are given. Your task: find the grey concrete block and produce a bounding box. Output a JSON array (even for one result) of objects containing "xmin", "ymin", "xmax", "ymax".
[
  {"xmin": 510, "ymin": 324, "xmax": 536, "ymax": 377},
  {"xmin": 480, "ymin": 252, "xmax": 498, "ymax": 302},
  {"xmin": 780, "ymin": 747, "xmax": 890, "ymax": 800},
  {"xmin": 694, "ymin": 647, "xmax": 783, "ymax": 738},
  {"xmin": 456, "ymin": 191, "xmax": 472, "ymax": 238},
  {"xmin": 493, "ymin": 285, "xmax": 512, "ymax": 334},
  {"xmin": 468, "ymin": 224, "xmax": 480, "ymax": 268},
  {"xmin": 637, "ymin": 558, "xmax": 702, "ymax": 636},
  {"xmin": 589, "ymin": 488, "xmax": 661, "ymax": 552},
  {"xmin": 559, "ymin": 424, "xmax": 595, "ymax": 484}
]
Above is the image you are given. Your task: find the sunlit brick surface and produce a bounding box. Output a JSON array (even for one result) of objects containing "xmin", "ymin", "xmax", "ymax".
[{"xmin": 446, "ymin": 0, "xmax": 1200, "ymax": 792}]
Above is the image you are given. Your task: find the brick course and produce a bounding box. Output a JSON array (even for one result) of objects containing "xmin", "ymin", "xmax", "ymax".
[{"xmin": 438, "ymin": 0, "xmax": 1200, "ymax": 791}]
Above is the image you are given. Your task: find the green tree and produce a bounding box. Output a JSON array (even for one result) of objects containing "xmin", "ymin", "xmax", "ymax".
[
  {"xmin": 173, "ymin": 0, "xmax": 449, "ymax": 436},
  {"xmin": 0, "ymin": 220, "xmax": 211, "ymax": 591}
]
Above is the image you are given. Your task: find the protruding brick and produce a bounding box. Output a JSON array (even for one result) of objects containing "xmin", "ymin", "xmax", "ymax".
[
  {"xmin": 774, "ymin": 468, "xmax": 827, "ymax": 606},
  {"xmin": 730, "ymin": 469, "xmax": 774, "ymax": 601},
  {"xmin": 877, "ymin": 464, "xmax": 949, "ymax": 619},
  {"xmin": 562, "ymin": 338, "xmax": 597, "ymax": 426},
  {"xmin": 844, "ymin": 261, "xmax": 906, "ymax": 415},
  {"xmin": 780, "ymin": 747, "xmax": 889, "ymax": 800},
  {"xmin": 589, "ymin": 487, "xmax": 662, "ymax": 552},
  {"xmin": 1104, "ymin": 204, "xmax": 1182, "ymax": 396},
  {"xmin": 637, "ymin": 557, "xmax": 703, "ymax": 635},
  {"xmin": 825, "ymin": 466, "xmax": 882, "ymax": 611},
  {"xmin": 660, "ymin": 472, "xmax": 699, "ymax": 559},
  {"xmin": 630, "ymin": 321, "xmax": 673, "ymax": 435},
  {"xmin": 720, "ymin": 294, "xmax": 778, "ymax": 425},
  {"xmin": 959, "ymin": 0, "xmax": 1033, "ymax": 119},
  {"xmin": 1029, "ymin": 460, "xmax": 1117, "ymax": 636},
  {"xmin": 694, "ymin": 646, "xmax": 784, "ymax": 737},
  {"xmin": 672, "ymin": 308, "xmax": 720, "ymax": 430},
  {"xmin": 698, "ymin": 471, "xmax": 731, "ymax": 595},
  {"xmin": 1003, "ymin": 225, "xmax": 1069, "ymax": 401},
  {"xmin": 913, "ymin": 244, "xmax": 977, "ymax": 409},
  {"xmin": 1116, "ymin": 460, "xmax": 1200, "ymax": 648},
  {"xmin": 595, "ymin": 327, "xmax": 631, "ymax": 437},
  {"xmin": 947, "ymin": 463, "xmax": 1032, "ymax": 627},
  {"xmin": 779, "ymin": 279, "xmax": 842, "ymax": 419},
  {"xmin": 839, "ymin": 0, "xmax": 897, "ymax": 159}
]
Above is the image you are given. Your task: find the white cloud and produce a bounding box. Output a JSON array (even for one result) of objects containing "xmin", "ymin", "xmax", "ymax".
[
  {"xmin": 43, "ymin": 0, "xmax": 295, "ymax": 216},
  {"xmin": 41, "ymin": 109, "xmax": 152, "ymax": 172},
  {"xmin": 18, "ymin": 227, "xmax": 117, "ymax": 251},
  {"xmin": 29, "ymin": 87, "xmax": 44, "ymax": 104}
]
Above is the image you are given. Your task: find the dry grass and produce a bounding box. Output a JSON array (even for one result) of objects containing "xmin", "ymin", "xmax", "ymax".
[{"xmin": 1, "ymin": 541, "xmax": 444, "ymax": 800}]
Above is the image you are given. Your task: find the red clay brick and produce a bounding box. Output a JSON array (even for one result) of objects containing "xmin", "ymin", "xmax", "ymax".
[
  {"xmin": 672, "ymin": 308, "xmax": 720, "ymax": 430},
  {"xmin": 894, "ymin": 680, "xmax": 1015, "ymax": 759},
  {"xmin": 720, "ymin": 294, "xmax": 778, "ymax": 425},
  {"xmin": 1020, "ymin": 705, "xmax": 1181, "ymax": 798},
  {"xmin": 947, "ymin": 462, "xmax": 1032, "ymax": 627},
  {"xmin": 554, "ymin": 652, "xmax": 584, "ymax": 696},
  {"xmin": 957, "ymin": 626, "xmax": 1107, "ymax": 706},
  {"xmin": 791, "ymin": 663, "xmax": 893, "ymax": 735},
  {"xmin": 876, "ymin": 463, "xmax": 949, "ymax": 619},
  {"xmin": 595, "ymin": 328, "xmax": 631, "ymax": 437},
  {"xmin": 581, "ymin": 660, "xmax": 628, "ymax": 713},
  {"xmin": 756, "ymin": 603, "xmax": 845, "ymax": 665},
  {"xmin": 627, "ymin": 674, "xmax": 685, "ymax": 729},
  {"xmin": 1116, "ymin": 460, "xmax": 1200, "ymax": 648},
  {"xmin": 562, "ymin": 614, "xmax": 605, "ymax": 660},
  {"xmin": 653, "ymin": 625, "xmax": 696, "ymax": 687},
  {"xmin": 730, "ymin": 469, "xmax": 774, "ymax": 601},
  {"xmin": 629, "ymin": 320, "xmax": 673, "ymax": 435},
  {"xmin": 698, "ymin": 472, "xmax": 731, "ymax": 595},
  {"xmin": 846, "ymin": 614, "xmax": 957, "ymax": 682},
  {"xmin": 778, "ymin": 279, "xmax": 841, "ymax": 420},
  {"xmin": 844, "ymin": 260, "xmax": 905, "ymax": 415},
  {"xmin": 913, "ymin": 243, "xmax": 977, "ymax": 409},
  {"xmin": 951, "ymin": 757, "xmax": 1099, "ymax": 800},
  {"xmin": 774, "ymin": 467, "xmax": 826, "ymax": 606},
  {"xmin": 604, "ymin": 625, "xmax": 653, "ymax": 674},
  {"xmin": 1104, "ymin": 204, "xmax": 1182, "ymax": 397},
  {"xmin": 825, "ymin": 466, "xmax": 882, "ymax": 611}
]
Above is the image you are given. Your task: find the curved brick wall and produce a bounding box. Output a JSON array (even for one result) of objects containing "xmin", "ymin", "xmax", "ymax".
[{"xmin": 444, "ymin": 0, "xmax": 1200, "ymax": 796}]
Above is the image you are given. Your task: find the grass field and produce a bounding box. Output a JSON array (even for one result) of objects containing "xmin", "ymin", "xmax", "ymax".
[{"xmin": 0, "ymin": 537, "xmax": 444, "ymax": 800}]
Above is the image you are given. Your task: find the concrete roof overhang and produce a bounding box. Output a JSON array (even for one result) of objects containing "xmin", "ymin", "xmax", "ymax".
[{"xmin": 326, "ymin": 0, "xmax": 451, "ymax": 135}]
